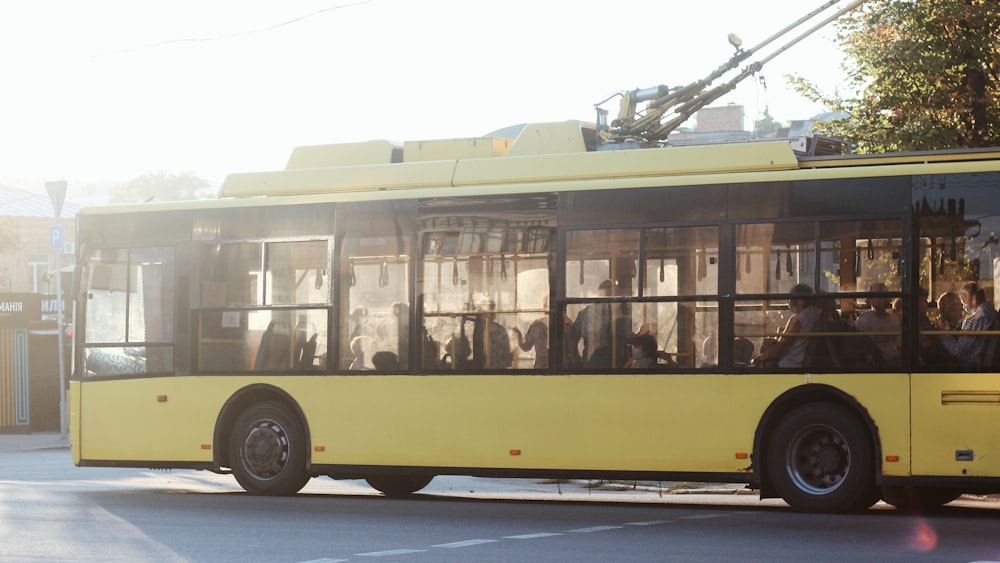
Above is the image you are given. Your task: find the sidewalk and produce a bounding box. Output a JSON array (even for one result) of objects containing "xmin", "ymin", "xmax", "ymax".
[{"xmin": 0, "ymin": 431, "xmax": 70, "ymax": 453}]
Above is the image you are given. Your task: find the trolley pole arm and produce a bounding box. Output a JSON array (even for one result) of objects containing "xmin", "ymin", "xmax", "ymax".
[
  {"xmin": 602, "ymin": 0, "xmax": 865, "ymax": 143},
  {"xmin": 648, "ymin": 0, "xmax": 839, "ymax": 113},
  {"xmin": 650, "ymin": 0, "xmax": 865, "ymax": 140}
]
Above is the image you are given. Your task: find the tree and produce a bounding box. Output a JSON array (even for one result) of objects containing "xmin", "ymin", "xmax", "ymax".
[
  {"xmin": 0, "ymin": 219, "xmax": 21, "ymax": 290},
  {"xmin": 791, "ymin": 0, "xmax": 1000, "ymax": 153},
  {"xmin": 109, "ymin": 171, "xmax": 213, "ymax": 203},
  {"xmin": 752, "ymin": 107, "xmax": 784, "ymax": 138}
]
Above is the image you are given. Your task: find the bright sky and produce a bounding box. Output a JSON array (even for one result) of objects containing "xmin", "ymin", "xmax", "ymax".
[{"xmin": 0, "ymin": 0, "xmax": 853, "ymax": 191}]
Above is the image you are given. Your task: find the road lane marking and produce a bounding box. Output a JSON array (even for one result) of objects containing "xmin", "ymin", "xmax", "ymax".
[
  {"xmin": 299, "ymin": 559, "xmax": 348, "ymax": 563},
  {"xmin": 503, "ymin": 532, "xmax": 564, "ymax": 539},
  {"xmin": 343, "ymin": 515, "xmax": 722, "ymax": 560},
  {"xmin": 568, "ymin": 525, "xmax": 624, "ymax": 533},
  {"xmin": 356, "ymin": 549, "xmax": 427, "ymax": 557},
  {"xmin": 432, "ymin": 539, "xmax": 498, "ymax": 548}
]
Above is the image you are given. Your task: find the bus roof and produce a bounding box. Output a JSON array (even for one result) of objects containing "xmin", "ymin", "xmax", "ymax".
[{"xmin": 217, "ymin": 121, "xmax": 1000, "ymax": 200}]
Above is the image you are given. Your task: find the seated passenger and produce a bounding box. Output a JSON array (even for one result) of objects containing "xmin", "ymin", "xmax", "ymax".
[
  {"xmin": 733, "ymin": 337, "xmax": 755, "ymax": 368},
  {"xmin": 442, "ymin": 334, "xmax": 473, "ymax": 369},
  {"xmin": 371, "ymin": 350, "xmax": 401, "ymax": 370},
  {"xmin": 750, "ymin": 336, "xmax": 778, "ymax": 367},
  {"xmin": 422, "ymin": 329, "xmax": 442, "ymax": 369},
  {"xmin": 855, "ymin": 283, "xmax": 901, "ymax": 366},
  {"xmin": 936, "ymin": 291, "xmax": 964, "ymax": 330},
  {"xmin": 625, "ymin": 333, "xmax": 659, "ymax": 368},
  {"xmin": 938, "ymin": 282, "xmax": 998, "ymax": 366},
  {"xmin": 755, "ymin": 284, "xmax": 820, "ymax": 368}
]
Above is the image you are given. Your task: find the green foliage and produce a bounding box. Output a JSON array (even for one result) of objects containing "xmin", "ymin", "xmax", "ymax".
[
  {"xmin": 753, "ymin": 107, "xmax": 785, "ymax": 137},
  {"xmin": 790, "ymin": 0, "xmax": 1000, "ymax": 153},
  {"xmin": 0, "ymin": 219, "xmax": 20, "ymax": 251},
  {"xmin": 109, "ymin": 171, "xmax": 213, "ymax": 203},
  {"xmin": 0, "ymin": 220, "xmax": 20, "ymax": 290}
]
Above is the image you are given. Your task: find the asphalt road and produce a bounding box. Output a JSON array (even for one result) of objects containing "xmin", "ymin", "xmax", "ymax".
[{"xmin": 2, "ymin": 449, "xmax": 999, "ymax": 562}]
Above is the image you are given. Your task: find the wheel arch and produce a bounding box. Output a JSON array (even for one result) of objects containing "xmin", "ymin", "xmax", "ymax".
[
  {"xmin": 753, "ymin": 383, "xmax": 883, "ymax": 499},
  {"xmin": 214, "ymin": 384, "xmax": 312, "ymax": 472}
]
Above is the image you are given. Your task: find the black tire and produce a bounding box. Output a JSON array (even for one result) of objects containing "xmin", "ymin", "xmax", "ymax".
[
  {"xmin": 766, "ymin": 402, "xmax": 878, "ymax": 513},
  {"xmin": 365, "ymin": 475, "xmax": 434, "ymax": 497},
  {"xmin": 228, "ymin": 401, "xmax": 310, "ymax": 496},
  {"xmin": 881, "ymin": 486, "xmax": 961, "ymax": 512}
]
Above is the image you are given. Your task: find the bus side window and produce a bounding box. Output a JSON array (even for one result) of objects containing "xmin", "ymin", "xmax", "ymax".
[{"xmin": 418, "ymin": 196, "xmax": 555, "ymax": 372}]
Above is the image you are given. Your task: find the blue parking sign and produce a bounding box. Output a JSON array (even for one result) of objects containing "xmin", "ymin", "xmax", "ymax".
[{"xmin": 50, "ymin": 225, "xmax": 64, "ymax": 250}]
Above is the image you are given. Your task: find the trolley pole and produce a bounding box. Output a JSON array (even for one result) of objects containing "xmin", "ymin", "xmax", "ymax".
[{"xmin": 46, "ymin": 180, "xmax": 68, "ymax": 440}]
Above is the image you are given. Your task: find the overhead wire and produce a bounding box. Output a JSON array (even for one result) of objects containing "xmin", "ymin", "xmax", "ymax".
[{"xmin": 95, "ymin": 0, "xmax": 371, "ymax": 57}]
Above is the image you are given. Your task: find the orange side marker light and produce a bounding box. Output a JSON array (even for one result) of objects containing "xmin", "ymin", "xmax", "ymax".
[
  {"xmin": 735, "ymin": 452, "xmax": 749, "ymax": 460},
  {"xmin": 885, "ymin": 455, "xmax": 900, "ymax": 462},
  {"xmin": 509, "ymin": 449, "xmax": 521, "ymax": 456}
]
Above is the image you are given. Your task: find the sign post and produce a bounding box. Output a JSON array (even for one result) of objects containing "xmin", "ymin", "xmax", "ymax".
[{"xmin": 46, "ymin": 180, "xmax": 68, "ymax": 440}]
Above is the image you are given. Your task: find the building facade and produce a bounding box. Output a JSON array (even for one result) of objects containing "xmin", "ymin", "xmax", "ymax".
[{"xmin": 0, "ymin": 185, "xmax": 77, "ymax": 294}]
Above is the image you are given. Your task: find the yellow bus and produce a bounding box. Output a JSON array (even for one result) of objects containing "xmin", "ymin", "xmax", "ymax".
[{"xmin": 70, "ymin": 121, "xmax": 1000, "ymax": 513}]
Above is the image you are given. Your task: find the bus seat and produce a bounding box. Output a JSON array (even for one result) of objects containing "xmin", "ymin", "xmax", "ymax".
[
  {"xmin": 297, "ymin": 333, "xmax": 318, "ymax": 369},
  {"xmin": 255, "ymin": 321, "xmax": 291, "ymax": 370}
]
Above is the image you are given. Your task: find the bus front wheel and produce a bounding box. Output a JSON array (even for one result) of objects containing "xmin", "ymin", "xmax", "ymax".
[
  {"xmin": 228, "ymin": 401, "xmax": 310, "ymax": 496},
  {"xmin": 366, "ymin": 475, "xmax": 434, "ymax": 497},
  {"xmin": 766, "ymin": 402, "xmax": 878, "ymax": 513}
]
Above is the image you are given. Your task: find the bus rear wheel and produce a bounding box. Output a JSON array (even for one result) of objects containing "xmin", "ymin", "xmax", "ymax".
[
  {"xmin": 228, "ymin": 401, "xmax": 310, "ymax": 496},
  {"xmin": 366, "ymin": 475, "xmax": 434, "ymax": 497},
  {"xmin": 766, "ymin": 402, "xmax": 878, "ymax": 513}
]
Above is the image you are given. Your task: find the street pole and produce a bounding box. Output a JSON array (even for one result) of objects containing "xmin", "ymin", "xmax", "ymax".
[{"xmin": 46, "ymin": 181, "xmax": 68, "ymax": 441}]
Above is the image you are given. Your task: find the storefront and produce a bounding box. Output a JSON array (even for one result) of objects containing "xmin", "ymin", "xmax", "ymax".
[{"xmin": 0, "ymin": 293, "xmax": 63, "ymax": 433}]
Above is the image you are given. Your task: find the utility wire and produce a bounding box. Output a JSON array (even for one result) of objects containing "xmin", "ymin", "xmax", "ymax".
[{"xmin": 96, "ymin": 0, "xmax": 370, "ymax": 57}]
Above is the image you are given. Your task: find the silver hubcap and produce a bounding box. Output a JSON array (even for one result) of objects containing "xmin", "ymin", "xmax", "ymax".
[
  {"xmin": 241, "ymin": 418, "xmax": 290, "ymax": 480},
  {"xmin": 785, "ymin": 423, "xmax": 850, "ymax": 495}
]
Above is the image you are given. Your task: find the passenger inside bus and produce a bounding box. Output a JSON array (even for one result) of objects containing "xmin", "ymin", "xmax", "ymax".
[
  {"xmin": 754, "ymin": 284, "xmax": 820, "ymax": 369},
  {"xmin": 803, "ymin": 296, "xmax": 882, "ymax": 370},
  {"xmin": 422, "ymin": 329, "xmax": 442, "ymax": 369},
  {"xmin": 733, "ymin": 337, "xmax": 755, "ymax": 368},
  {"xmin": 442, "ymin": 334, "xmax": 473, "ymax": 369},
  {"xmin": 937, "ymin": 282, "xmax": 998, "ymax": 366},
  {"xmin": 371, "ymin": 351, "xmax": 401, "ymax": 370},
  {"xmin": 571, "ymin": 279, "xmax": 630, "ymax": 369},
  {"xmin": 855, "ymin": 283, "xmax": 902, "ymax": 366},
  {"xmin": 472, "ymin": 307, "xmax": 513, "ymax": 369},
  {"xmin": 936, "ymin": 291, "xmax": 963, "ymax": 330},
  {"xmin": 348, "ymin": 336, "xmax": 372, "ymax": 370},
  {"xmin": 625, "ymin": 333, "xmax": 658, "ymax": 368},
  {"xmin": 513, "ymin": 296, "xmax": 552, "ymax": 369}
]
